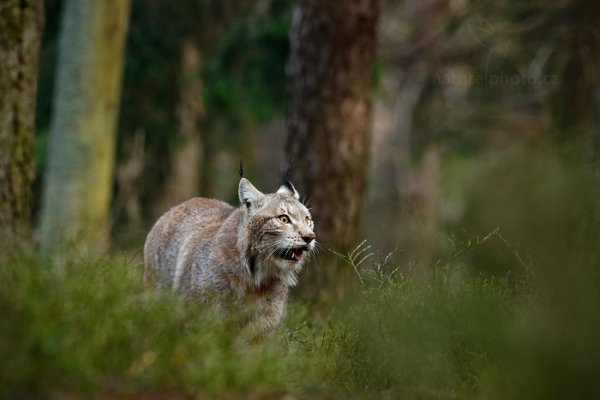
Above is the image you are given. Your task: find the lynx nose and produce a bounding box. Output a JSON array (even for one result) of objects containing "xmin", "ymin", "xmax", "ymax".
[{"xmin": 302, "ymin": 232, "xmax": 315, "ymax": 244}]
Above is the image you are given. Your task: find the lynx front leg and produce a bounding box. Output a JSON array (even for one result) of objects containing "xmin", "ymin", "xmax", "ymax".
[{"xmin": 244, "ymin": 284, "xmax": 289, "ymax": 339}]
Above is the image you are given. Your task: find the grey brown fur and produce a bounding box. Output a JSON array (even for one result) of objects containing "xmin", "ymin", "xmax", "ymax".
[{"xmin": 144, "ymin": 178, "xmax": 315, "ymax": 336}]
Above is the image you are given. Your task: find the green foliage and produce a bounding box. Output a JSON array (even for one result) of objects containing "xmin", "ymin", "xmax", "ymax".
[
  {"xmin": 330, "ymin": 232, "xmax": 600, "ymax": 399},
  {"xmin": 3, "ymin": 227, "xmax": 600, "ymax": 398},
  {"xmin": 334, "ymin": 250, "xmax": 518, "ymax": 397},
  {"xmin": 451, "ymin": 143, "xmax": 600, "ymax": 281},
  {"xmin": 203, "ymin": 0, "xmax": 291, "ymax": 124},
  {"xmin": 0, "ymin": 254, "xmax": 311, "ymax": 397},
  {"xmin": 330, "ymin": 143, "xmax": 600, "ymax": 398},
  {"xmin": 4, "ymin": 145, "xmax": 600, "ymax": 398}
]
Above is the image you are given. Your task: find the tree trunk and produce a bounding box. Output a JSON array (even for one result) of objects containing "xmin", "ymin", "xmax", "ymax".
[
  {"xmin": 39, "ymin": 0, "xmax": 131, "ymax": 253},
  {"xmin": 155, "ymin": 41, "xmax": 204, "ymax": 214},
  {"xmin": 0, "ymin": 1, "xmax": 44, "ymax": 251},
  {"xmin": 286, "ymin": 0, "xmax": 378, "ymax": 254}
]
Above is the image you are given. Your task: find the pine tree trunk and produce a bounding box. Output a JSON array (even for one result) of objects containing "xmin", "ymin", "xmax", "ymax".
[
  {"xmin": 286, "ymin": 0, "xmax": 378, "ymax": 254},
  {"xmin": 0, "ymin": 1, "xmax": 44, "ymax": 251},
  {"xmin": 155, "ymin": 41, "xmax": 204, "ymax": 214},
  {"xmin": 39, "ymin": 0, "xmax": 131, "ymax": 253}
]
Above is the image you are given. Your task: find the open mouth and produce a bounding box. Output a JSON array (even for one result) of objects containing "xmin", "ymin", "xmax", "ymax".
[{"xmin": 275, "ymin": 247, "xmax": 308, "ymax": 262}]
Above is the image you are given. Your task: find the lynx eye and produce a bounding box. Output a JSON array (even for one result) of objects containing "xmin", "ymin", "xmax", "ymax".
[{"xmin": 278, "ymin": 215, "xmax": 290, "ymax": 224}]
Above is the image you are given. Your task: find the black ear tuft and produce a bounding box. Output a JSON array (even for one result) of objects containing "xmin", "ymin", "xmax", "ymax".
[
  {"xmin": 282, "ymin": 164, "xmax": 292, "ymax": 183},
  {"xmin": 239, "ymin": 160, "xmax": 244, "ymax": 178}
]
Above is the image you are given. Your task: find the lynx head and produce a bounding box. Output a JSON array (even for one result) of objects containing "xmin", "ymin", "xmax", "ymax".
[{"xmin": 238, "ymin": 177, "xmax": 316, "ymax": 286}]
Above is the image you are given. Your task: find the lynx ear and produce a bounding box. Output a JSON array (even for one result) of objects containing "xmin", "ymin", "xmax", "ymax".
[
  {"xmin": 277, "ymin": 181, "xmax": 300, "ymax": 200},
  {"xmin": 239, "ymin": 178, "xmax": 265, "ymax": 209}
]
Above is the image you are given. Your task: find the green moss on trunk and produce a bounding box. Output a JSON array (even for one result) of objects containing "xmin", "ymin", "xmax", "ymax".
[{"xmin": 0, "ymin": 0, "xmax": 44, "ymax": 251}]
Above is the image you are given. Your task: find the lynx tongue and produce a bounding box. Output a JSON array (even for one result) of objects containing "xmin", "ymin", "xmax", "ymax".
[{"xmin": 292, "ymin": 249, "xmax": 304, "ymax": 261}]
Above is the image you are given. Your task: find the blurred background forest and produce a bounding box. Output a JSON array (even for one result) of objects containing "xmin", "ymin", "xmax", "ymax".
[
  {"xmin": 2, "ymin": 0, "xmax": 599, "ymax": 267},
  {"xmin": 2, "ymin": 0, "xmax": 600, "ymax": 398}
]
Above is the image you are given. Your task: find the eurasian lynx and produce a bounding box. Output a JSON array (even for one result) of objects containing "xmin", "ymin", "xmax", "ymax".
[{"xmin": 143, "ymin": 177, "xmax": 315, "ymax": 336}]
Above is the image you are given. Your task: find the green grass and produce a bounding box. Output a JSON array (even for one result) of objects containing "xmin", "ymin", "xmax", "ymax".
[
  {"xmin": 3, "ymin": 244, "xmax": 599, "ymax": 399},
  {"xmin": 0, "ymin": 254, "xmax": 311, "ymax": 398},
  {"xmin": 3, "ymin": 144, "xmax": 600, "ymax": 398}
]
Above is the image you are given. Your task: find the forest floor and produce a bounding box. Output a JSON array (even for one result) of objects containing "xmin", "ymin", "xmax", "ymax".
[{"xmin": 2, "ymin": 235, "xmax": 599, "ymax": 399}]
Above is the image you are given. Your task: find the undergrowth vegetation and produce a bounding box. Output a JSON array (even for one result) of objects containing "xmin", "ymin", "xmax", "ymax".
[
  {"xmin": 2, "ymin": 147, "xmax": 600, "ymax": 399},
  {"xmin": 333, "ymin": 239, "xmax": 600, "ymax": 399},
  {"xmin": 2, "ymin": 239, "xmax": 599, "ymax": 399},
  {"xmin": 0, "ymin": 254, "xmax": 302, "ymax": 398}
]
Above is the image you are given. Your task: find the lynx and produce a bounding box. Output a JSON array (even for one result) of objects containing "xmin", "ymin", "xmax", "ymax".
[{"xmin": 143, "ymin": 177, "xmax": 316, "ymax": 336}]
